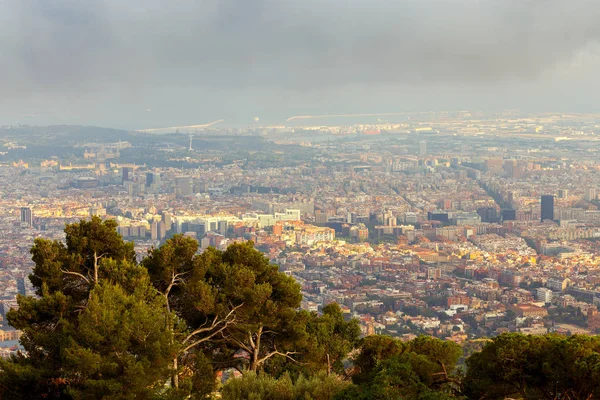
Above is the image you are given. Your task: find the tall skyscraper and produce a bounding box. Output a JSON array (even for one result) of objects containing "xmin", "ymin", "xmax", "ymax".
[
  {"xmin": 151, "ymin": 221, "xmax": 159, "ymax": 240},
  {"xmin": 146, "ymin": 172, "xmax": 154, "ymax": 187},
  {"xmin": 122, "ymin": 167, "xmax": 132, "ymax": 182},
  {"xmin": 541, "ymin": 195, "xmax": 554, "ymax": 221},
  {"xmin": 218, "ymin": 220, "xmax": 228, "ymax": 235},
  {"xmin": 161, "ymin": 212, "xmax": 172, "ymax": 231},
  {"xmin": 157, "ymin": 221, "xmax": 167, "ymax": 240},
  {"xmin": 16, "ymin": 277, "xmax": 27, "ymax": 296},
  {"xmin": 20, "ymin": 207, "xmax": 32, "ymax": 226},
  {"xmin": 144, "ymin": 171, "xmax": 161, "ymax": 193}
]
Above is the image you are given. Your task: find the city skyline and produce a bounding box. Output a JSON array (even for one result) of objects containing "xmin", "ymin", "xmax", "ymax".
[
  {"xmin": 2, "ymin": 109, "xmax": 600, "ymax": 396},
  {"xmin": 3, "ymin": 1, "xmax": 600, "ymax": 396}
]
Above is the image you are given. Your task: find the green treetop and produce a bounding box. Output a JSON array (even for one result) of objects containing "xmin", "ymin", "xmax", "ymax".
[{"xmin": 0, "ymin": 217, "xmax": 174, "ymax": 399}]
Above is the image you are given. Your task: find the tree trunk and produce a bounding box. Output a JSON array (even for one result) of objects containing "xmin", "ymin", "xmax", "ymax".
[
  {"xmin": 250, "ymin": 325, "xmax": 263, "ymax": 372},
  {"xmin": 164, "ymin": 276, "xmax": 177, "ymax": 388},
  {"xmin": 93, "ymin": 251, "xmax": 99, "ymax": 284},
  {"xmin": 251, "ymin": 351, "xmax": 259, "ymax": 372},
  {"xmin": 172, "ymin": 357, "xmax": 179, "ymax": 388}
]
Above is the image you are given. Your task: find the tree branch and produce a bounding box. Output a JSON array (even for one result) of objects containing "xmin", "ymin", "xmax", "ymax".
[
  {"xmin": 163, "ymin": 271, "xmax": 191, "ymax": 302},
  {"xmin": 256, "ymin": 348, "xmax": 301, "ymax": 367},
  {"xmin": 182, "ymin": 304, "xmax": 242, "ymax": 345},
  {"xmin": 92, "ymin": 251, "xmax": 109, "ymax": 284},
  {"xmin": 229, "ymin": 336, "xmax": 253, "ymax": 354},
  {"xmin": 60, "ymin": 269, "xmax": 90, "ymax": 284},
  {"xmin": 181, "ymin": 322, "xmax": 233, "ymax": 353},
  {"xmin": 173, "ymin": 271, "xmax": 189, "ymax": 283},
  {"xmin": 431, "ymin": 362, "xmax": 462, "ymax": 391},
  {"xmin": 248, "ymin": 331, "xmax": 256, "ymax": 349}
]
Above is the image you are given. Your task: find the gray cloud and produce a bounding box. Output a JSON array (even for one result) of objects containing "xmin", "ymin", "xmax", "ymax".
[{"xmin": 0, "ymin": 0, "xmax": 599, "ymax": 127}]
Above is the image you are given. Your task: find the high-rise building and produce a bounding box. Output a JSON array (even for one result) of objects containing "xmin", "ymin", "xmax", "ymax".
[
  {"xmin": 477, "ymin": 207, "xmax": 498, "ymax": 223},
  {"xmin": 346, "ymin": 212, "xmax": 357, "ymax": 224},
  {"xmin": 146, "ymin": 172, "xmax": 160, "ymax": 188},
  {"xmin": 541, "ymin": 195, "xmax": 554, "ymax": 221},
  {"xmin": 146, "ymin": 172, "xmax": 154, "ymax": 186},
  {"xmin": 16, "ymin": 277, "xmax": 27, "ymax": 296},
  {"xmin": 315, "ymin": 210, "xmax": 328, "ymax": 224},
  {"xmin": 122, "ymin": 167, "xmax": 132, "ymax": 182},
  {"xmin": 503, "ymin": 159, "xmax": 521, "ymax": 178},
  {"xmin": 157, "ymin": 221, "xmax": 167, "ymax": 240},
  {"xmin": 218, "ymin": 220, "xmax": 228, "ymax": 235},
  {"xmin": 151, "ymin": 221, "xmax": 159, "ymax": 240},
  {"xmin": 176, "ymin": 176, "xmax": 192, "ymax": 197},
  {"xmin": 501, "ymin": 209, "xmax": 516, "ymax": 221},
  {"xmin": 536, "ymin": 288, "xmax": 553, "ymax": 303},
  {"xmin": 585, "ymin": 188, "xmax": 597, "ymax": 202},
  {"xmin": 383, "ymin": 210, "xmax": 396, "ymax": 226},
  {"xmin": 161, "ymin": 212, "xmax": 172, "ymax": 231},
  {"xmin": 558, "ymin": 189, "xmax": 568, "ymax": 199},
  {"xmin": 20, "ymin": 207, "xmax": 32, "ymax": 226}
]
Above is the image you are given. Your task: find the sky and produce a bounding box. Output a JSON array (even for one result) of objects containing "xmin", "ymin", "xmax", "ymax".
[{"xmin": 0, "ymin": 0, "xmax": 599, "ymax": 129}]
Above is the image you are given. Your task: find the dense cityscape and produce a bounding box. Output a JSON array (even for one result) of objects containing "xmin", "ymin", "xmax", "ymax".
[
  {"xmin": 3, "ymin": 0, "xmax": 600, "ymax": 397},
  {"xmin": 3, "ymin": 111, "xmax": 600, "ymax": 357}
]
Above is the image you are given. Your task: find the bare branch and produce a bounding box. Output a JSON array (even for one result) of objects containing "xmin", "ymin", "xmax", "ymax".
[
  {"xmin": 256, "ymin": 349, "xmax": 301, "ymax": 366},
  {"xmin": 228, "ymin": 336, "xmax": 253, "ymax": 354},
  {"xmin": 173, "ymin": 271, "xmax": 189, "ymax": 282},
  {"xmin": 164, "ymin": 271, "xmax": 192, "ymax": 299},
  {"xmin": 254, "ymin": 342, "xmax": 302, "ymax": 367},
  {"xmin": 92, "ymin": 251, "xmax": 109, "ymax": 284},
  {"xmin": 179, "ymin": 304, "xmax": 244, "ymax": 355},
  {"xmin": 432, "ymin": 362, "xmax": 461, "ymax": 386},
  {"xmin": 248, "ymin": 331, "xmax": 256, "ymax": 349},
  {"xmin": 181, "ymin": 322, "xmax": 232, "ymax": 353},
  {"xmin": 182, "ymin": 304, "xmax": 242, "ymax": 345},
  {"xmin": 182, "ymin": 322, "xmax": 221, "ymax": 344},
  {"xmin": 163, "ymin": 271, "xmax": 178, "ymax": 302},
  {"xmin": 224, "ymin": 304, "xmax": 242, "ymax": 321},
  {"xmin": 60, "ymin": 269, "xmax": 90, "ymax": 284}
]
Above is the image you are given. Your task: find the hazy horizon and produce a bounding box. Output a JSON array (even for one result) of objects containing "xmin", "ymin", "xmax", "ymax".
[{"xmin": 1, "ymin": 0, "xmax": 599, "ymax": 129}]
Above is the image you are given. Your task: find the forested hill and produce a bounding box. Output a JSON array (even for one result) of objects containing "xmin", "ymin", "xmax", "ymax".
[{"xmin": 1, "ymin": 124, "xmax": 130, "ymax": 142}]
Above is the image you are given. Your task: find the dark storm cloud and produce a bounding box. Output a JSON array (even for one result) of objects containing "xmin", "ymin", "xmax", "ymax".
[
  {"xmin": 128, "ymin": 0, "xmax": 600, "ymax": 87},
  {"xmin": 2, "ymin": 0, "xmax": 599, "ymax": 93},
  {"xmin": 0, "ymin": 0, "xmax": 599, "ymax": 126},
  {"xmin": 1, "ymin": 0, "xmax": 118, "ymax": 90}
]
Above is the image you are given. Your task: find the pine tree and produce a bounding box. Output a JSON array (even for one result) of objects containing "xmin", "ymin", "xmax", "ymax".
[
  {"xmin": 0, "ymin": 217, "xmax": 175, "ymax": 399},
  {"xmin": 143, "ymin": 238, "xmax": 306, "ymax": 396}
]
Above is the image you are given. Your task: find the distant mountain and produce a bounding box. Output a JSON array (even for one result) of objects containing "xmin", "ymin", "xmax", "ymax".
[{"xmin": 0, "ymin": 125, "xmax": 131, "ymax": 144}]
